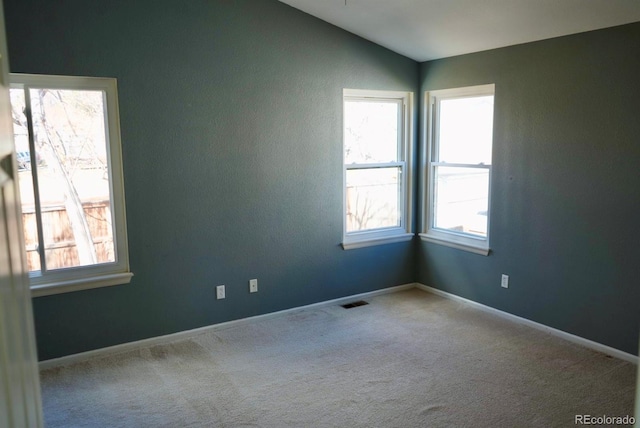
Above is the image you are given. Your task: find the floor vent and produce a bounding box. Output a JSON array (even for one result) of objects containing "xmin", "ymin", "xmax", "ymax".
[{"xmin": 341, "ymin": 300, "xmax": 369, "ymax": 309}]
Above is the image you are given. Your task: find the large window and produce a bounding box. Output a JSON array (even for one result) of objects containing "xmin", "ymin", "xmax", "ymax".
[
  {"xmin": 343, "ymin": 89, "xmax": 413, "ymax": 249},
  {"xmin": 421, "ymin": 84, "xmax": 495, "ymax": 255},
  {"xmin": 10, "ymin": 74, "xmax": 131, "ymax": 296}
]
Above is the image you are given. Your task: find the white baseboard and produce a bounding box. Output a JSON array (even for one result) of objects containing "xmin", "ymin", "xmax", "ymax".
[
  {"xmin": 39, "ymin": 283, "xmax": 416, "ymax": 370},
  {"xmin": 40, "ymin": 282, "xmax": 637, "ymax": 370},
  {"xmin": 415, "ymin": 283, "xmax": 638, "ymax": 365}
]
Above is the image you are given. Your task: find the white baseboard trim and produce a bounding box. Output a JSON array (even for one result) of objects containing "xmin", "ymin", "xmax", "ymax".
[
  {"xmin": 415, "ymin": 283, "xmax": 638, "ymax": 365},
  {"xmin": 39, "ymin": 283, "xmax": 416, "ymax": 370},
  {"xmin": 41, "ymin": 282, "xmax": 637, "ymax": 370}
]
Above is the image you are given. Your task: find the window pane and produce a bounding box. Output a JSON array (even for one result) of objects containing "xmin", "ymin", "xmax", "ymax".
[
  {"xmin": 344, "ymin": 100, "xmax": 399, "ymax": 164},
  {"xmin": 438, "ymin": 95, "xmax": 493, "ymax": 164},
  {"xmin": 434, "ymin": 166, "xmax": 488, "ymax": 237},
  {"xmin": 346, "ymin": 167, "xmax": 401, "ymax": 232},
  {"xmin": 10, "ymin": 88, "xmax": 41, "ymax": 271},
  {"xmin": 29, "ymin": 88, "xmax": 115, "ymax": 271}
]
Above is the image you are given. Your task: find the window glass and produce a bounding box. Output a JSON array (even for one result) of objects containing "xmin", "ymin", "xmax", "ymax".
[
  {"xmin": 12, "ymin": 87, "xmax": 115, "ymax": 272},
  {"xmin": 10, "ymin": 73, "xmax": 131, "ymax": 295},
  {"xmin": 434, "ymin": 166, "xmax": 489, "ymax": 236},
  {"xmin": 342, "ymin": 89, "xmax": 413, "ymax": 249},
  {"xmin": 344, "ymin": 100, "xmax": 399, "ymax": 164},
  {"xmin": 438, "ymin": 96, "xmax": 493, "ymax": 164},
  {"xmin": 346, "ymin": 167, "xmax": 401, "ymax": 232},
  {"xmin": 422, "ymin": 84, "xmax": 494, "ymax": 254}
]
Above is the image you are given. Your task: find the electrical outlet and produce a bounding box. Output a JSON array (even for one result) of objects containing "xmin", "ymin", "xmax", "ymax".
[
  {"xmin": 216, "ymin": 285, "xmax": 226, "ymax": 299},
  {"xmin": 249, "ymin": 279, "xmax": 258, "ymax": 293},
  {"xmin": 501, "ymin": 274, "xmax": 509, "ymax": 289}
]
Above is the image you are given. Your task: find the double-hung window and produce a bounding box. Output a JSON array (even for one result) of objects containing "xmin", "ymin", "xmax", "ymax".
[
  {"xmin": 342, "ymin": 89, "xmax": 413, "ymax": 249},
  {"xmin": 10, "ymin": 74, "xmax": 131, "ymax": 296},
  {"xmin": 421, "ymin": 84, "xmax": 495, "ymax": 255}
]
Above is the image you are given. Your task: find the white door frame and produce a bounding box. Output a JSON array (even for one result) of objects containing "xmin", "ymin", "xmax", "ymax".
[{"xmin": 0, "ymin": 0, "xmax": 44, "ymax": 425}]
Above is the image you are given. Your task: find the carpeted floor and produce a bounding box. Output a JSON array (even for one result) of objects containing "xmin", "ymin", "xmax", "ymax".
[{"xmin": 40, "ymin": 288, "xmax": 637, "ymax": 427}]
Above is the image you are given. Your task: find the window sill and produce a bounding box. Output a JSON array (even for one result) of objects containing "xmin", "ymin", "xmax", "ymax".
[
  {"xmin": 419, "ymin": 233, "xmax": 490, "ymax": 256},
  {"xmin": 342, "ymin": 232, "xmax": 413, "ymax": 250},
  {"xmin": 30, "ymin": 272, "xmax": 133, "ymax": 297}
]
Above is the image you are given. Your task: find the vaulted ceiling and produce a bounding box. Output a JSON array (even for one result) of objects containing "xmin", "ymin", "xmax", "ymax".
[{"xmin": 279, "ymin": 0, "xmax": 640, "ymax": 61}]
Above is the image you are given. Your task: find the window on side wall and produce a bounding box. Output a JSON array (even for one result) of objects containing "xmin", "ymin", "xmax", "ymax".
[
  {"xmin": 10, "ymin": 73, "xmax": 131, "ymax": 296},
  {"xmin": 421, "ymin": 84, "xmax": 495, "ymax": 255},
  {"xmin": 342, "ymin": 89, "xmax": 413, "ymax": 250}
]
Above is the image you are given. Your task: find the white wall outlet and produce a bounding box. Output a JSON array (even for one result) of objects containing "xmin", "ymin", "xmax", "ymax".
[
  {"xmin": 249, "ymin": 279, "xmax": 258, "ymax": 293},
  {"xmin": 216, "ymin": 285, "xmax": 226, "ymax": 299},
  {"xmin": 501, "ymin": 274, "xmax": 509, "ymax": 289}
]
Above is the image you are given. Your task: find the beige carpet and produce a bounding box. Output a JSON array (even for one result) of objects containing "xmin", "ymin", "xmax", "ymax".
[{"xmin": 40, "ymin": 289, "xmax": 636, "ymax": 427}]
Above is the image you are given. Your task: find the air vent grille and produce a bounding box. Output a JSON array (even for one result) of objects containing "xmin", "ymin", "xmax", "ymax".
[{"xmin": 341, "ymin": 300, "xmax": 369, "ymax": 309}]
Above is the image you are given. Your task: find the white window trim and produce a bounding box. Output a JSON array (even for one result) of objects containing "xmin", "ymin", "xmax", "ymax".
[
  {"xmin": 10, "ymin": 73, "xmax": 132, "ymax": 296},
  {"xmin": 420, "ymin": 84, "xmax": 495, "ymax": 256},
  {"xmin": 342, "ymin": 89, "xmax": 414, "ymax": 250}
]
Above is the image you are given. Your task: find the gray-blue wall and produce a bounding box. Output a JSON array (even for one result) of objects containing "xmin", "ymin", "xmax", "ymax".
[
  {"xmin": 4, "ymin": 0, "xmax": 639, "ymax": 359},
  {"xmin": 418, "ymin": 23, "xmax": 640, "ymax": 355},
  {"xmin": 4, "ymin": 0, "xmax": 418, "ymax": 360}
]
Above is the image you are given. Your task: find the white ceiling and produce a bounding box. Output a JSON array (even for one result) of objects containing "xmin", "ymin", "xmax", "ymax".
[{"xmin": 279, "ymin": 0, "xmax": 640, "ymax": 62}]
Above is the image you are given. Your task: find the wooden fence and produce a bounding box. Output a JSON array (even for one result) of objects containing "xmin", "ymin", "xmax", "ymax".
[{"xmin": 22, "ymin": 201, "xmax": 114, "ymax": 271}]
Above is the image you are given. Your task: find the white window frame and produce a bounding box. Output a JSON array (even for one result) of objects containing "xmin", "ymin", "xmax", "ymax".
[
  {"xmin": 342, "ymin": 89, "xmax": 413, "ymax": 250},
  {"xmin": 10, "ymin": 73, "xmax": 132, "ymax": 296},
  {"xmin": 420, "ymin": 84, "xmax": 495, "ymax": 256}
]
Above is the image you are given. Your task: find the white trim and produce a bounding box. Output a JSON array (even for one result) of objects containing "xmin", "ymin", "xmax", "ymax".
[
  {"xmin": 38, "ymin": 283, "xmax": 417, "ymax": 370},
  {"xmin": 342, "ymin": 88, "xmax": 414, "ymax": 249},
  {"xmin": 346, "ymin": 162, "xmax": 404, "ymax": 170},
  {"xmin": 430, "ymin": 162, "xmax": 490, "ymax": 169},
  {"xmin": 9, "ymin": 73, "xmax": 132, "ymax": 294},
  {"xmin": 427, "ymin": 84, "xmax": 495, "ymax": 99},
  {"xmin": 0, "ymin": 22, "xmax": 44, "ymax": 423},
  {"xmin": 9, "ymin": 73, "xmax": 118, "ymax": 91},
  {"xmin": 419, "ymin": 233, "xmax": 489, "ymax": 256},
  {"xmin": 422, "ymin": 84, "xmax": 494, "ymax": 252},
  {"xmin": 343, "ymin": 88, "xmax": 412, "ymax": 100},
  {"xmin": 636, "ymin": 353, "xmax": 640, "ymax": 424},
  {"xmin": 30, "ymin": 272, "xmax": 133, "ymax": 297},
  {"xmin": 415, "ymin": 283, "xmax": 638, "ymax": 364},
  {"xmin": 39, "ymin": 282, "xmax": 637, "ymax": 369},
  {"xmin": 342, "ymin": 232, "xmax": 413, "ymax": 250}
]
